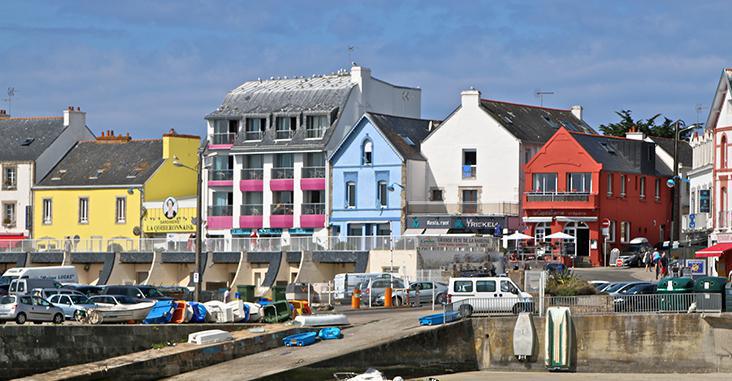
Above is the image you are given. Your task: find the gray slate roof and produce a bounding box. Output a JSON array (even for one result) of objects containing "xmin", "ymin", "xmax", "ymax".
[
  {"xmin": 650, "ymin": 136, "xmax": 692, "ymax": 168},
  {"xmin": 571, "ymin": 133, "xmax": 667, "ymax": 176},
  {"xmin": 38, "ymin": 140, "xmax": 164, "ymax": 187},
  {"xmin": 480, "ymin": 100, "xmax": 596, "ymax": 144},
  {"xmin": 366, "ymin": 112, "xmax": 434, "ymax": 161},
  {"xmin": 0, "ymin": 117, "xmax": 66, "ymax": 161}
]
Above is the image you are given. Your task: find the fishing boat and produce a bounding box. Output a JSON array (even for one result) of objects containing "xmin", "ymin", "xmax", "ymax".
[
  {"xmin": 227, "ymin": 300, "xmax": 249, "ymax": 322},
  {"xmin": 243, "ymin": 302, "xmax": 262, "ymax": 322},
  {"xmin": 282, "ymin": 331, "xmax": 318, "ymax": 347},
  {"xmin": 204, "ymin": 301, "xmax": 235, "ymax": 323},
  {"xmin": 293, "ymin": 313, "xmax": 349, "ymax": 327},
  {"xmin": 143, "ymin": 300, "xmax": 176, "ymax": 324},
  {"xmin": 418, "ymin": 311, "xmax": 460, "ymax": 326}
]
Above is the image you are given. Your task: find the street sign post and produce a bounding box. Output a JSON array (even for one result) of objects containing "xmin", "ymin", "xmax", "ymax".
[
  {"xmin": 193, "ymin": 272, "xmax": 199, "ymax": 284},
  {"xmin": 602, "ymin": 219, "xmax": 611, "ymax": 267}
]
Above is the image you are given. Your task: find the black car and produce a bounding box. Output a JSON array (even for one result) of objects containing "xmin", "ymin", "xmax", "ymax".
[
  {"xmin": 63, "ymin": 284, "xmax": 104, "ymax": 296},
  {"xmin": 102, "ymin": 285, "xmax": 172, "ymax": 301},
  {"xmin": 613, "ymin": 283, "xmax": 657, "ymax": 312}
]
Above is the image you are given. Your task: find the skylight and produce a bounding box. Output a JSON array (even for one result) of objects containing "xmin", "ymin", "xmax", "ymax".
[
  {"xmin": 400, "ymin": 135, "xmax": 415, "ymax": 146},
  {"xmin": 21, "ymin": 138, "xmax": 34, "ymax": 146}
]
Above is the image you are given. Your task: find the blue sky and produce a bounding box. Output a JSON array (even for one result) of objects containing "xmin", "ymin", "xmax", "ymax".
[{"xmin": 0, "ymin": 1, "xmax": 729, "ymax": 137}]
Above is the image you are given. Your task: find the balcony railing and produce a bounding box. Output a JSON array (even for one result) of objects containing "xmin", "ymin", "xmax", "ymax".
[
  {"xmin": 301, "ymin": 167, "xmax": 326, "ymax": 179},
  {"xmin": 407, "ymin": 202, "xmax": 519, "ymax": 215},
  {"xmin": 305, "ymin": 127, "xmax": 325, "ymax": 139},
  {"xmin": 271, "ymin": 167, "xmax": 294, "ymax": 179},
  {"xmin": 275, "ymin": 129, "xmax": 294, "ymax": 140},
  {"xmin": 526, "ymin": 192, "xmax": 590, "ymax": 202},
  {"xmin": 211, "ymin": 132, "xmax": 236, "ymax": 145},
  {"xmin": 271, "ymin": 203, "xmax": 294, "ymax": 215},
  {"xmin": 208, "ymin": 169, "xmax": 233, "ymax": 181},
  {"xmin": 244, "ymin": 131, "xmax": 263, "ymax": 141},
  {"xmin": 462, "ymin": 166, "xmax": 477, "ymax": 179},
  {"xmin": 302, "ymin": 203, "xmax": 325, "ymax": 215},
  {"xmin": 241, "ymin": 168, "xmax": 264, "ymax": 180},
  {"xmin": 241, "ymin": 204, "xmax": 263, "ymax": 216},
  {"xmin": 208, "ymin": 205, "xmax": 233, "ymax": 216},
  {"xmin": 2, "ymin": 181, "xmax": 17, "ymax": 191}
]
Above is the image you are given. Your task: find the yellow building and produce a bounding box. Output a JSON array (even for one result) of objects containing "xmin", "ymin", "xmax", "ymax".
[{"xmin": 32, "ymin": 129, "xmax": 200, "ymax": 252}]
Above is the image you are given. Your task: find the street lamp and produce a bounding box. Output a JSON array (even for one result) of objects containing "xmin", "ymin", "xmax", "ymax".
[{"xmin": 669, "ymin": 121, "xmax": 702, "ymax": 254}]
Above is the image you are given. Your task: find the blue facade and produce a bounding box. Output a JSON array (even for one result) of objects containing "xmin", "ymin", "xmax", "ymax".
[{"xmin": 330, "ymin": 117, "xmax": 404, "ymax": 238}]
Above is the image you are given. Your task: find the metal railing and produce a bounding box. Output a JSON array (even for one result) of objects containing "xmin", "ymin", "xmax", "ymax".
[
  {"xmin": 244, "ymin": 131, "xmax": 263, "ymax": 141},
  {"xmin": 275, "ymin": 129, "xmax": 294, "ymax": 140},
  {"xmin": 211, "ymin": 132, "xmax": 236, "ymax": 145},
  {"xmin": 526, "ymin": 192, "xmax": 590, "ymax": 202},
  {"xmin": 301, "ymin": 167, "xmax": 326, "ymax": 179},
  {"xmin": 208, "ymin": 169, "xmax": 233, "ymax": 181},
  {"xmin": 271, "ymin": 167, "xmax": 294, "ymax": 179},
  {"xmin": 407, "ymin": 202, "xmax": 519, "ymax": 215},
  {"xmin": 461, "ymin": 202, "xmax": 479, "ymax": 214},
  {"xmin": 305, "ymin": 127, "xmax": 325, "ymax": 139},
  {"xmin": 240, "ymin": 204, "xmax": 263, "ymax": 216},
  {"xmin": 271, "ymin": 203, "xmax": 294, "ymax": 215},
  {"xmin": 208, "ymin": 205, "xmax": 233, "ymax": 216},
  {"xmin": 241, "ymin": 168, "xmax": 264, "ymax": 180},
  {"xmin": 301, "ymin": 203, "xmax": 325, "ymax": 215}
]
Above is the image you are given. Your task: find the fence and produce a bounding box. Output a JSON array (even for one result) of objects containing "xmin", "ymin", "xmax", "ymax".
[{"xmin": 447, "ymin": 293, "xmax": 723, "ymax": 317}]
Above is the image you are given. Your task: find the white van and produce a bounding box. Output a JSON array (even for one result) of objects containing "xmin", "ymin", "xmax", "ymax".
[
  {"xmin": 333, "ymin": 272, "xmax": 395, "ymax": 304},
  {"xmin": 0, "ymin": 266, "xmax": 78, "ymax": 286},
  {"xmin": 447, "ymin": 277, "xmax": 533, "ymax": 316}
]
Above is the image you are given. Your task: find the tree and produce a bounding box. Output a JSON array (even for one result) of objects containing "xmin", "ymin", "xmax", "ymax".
[{"xmin": 599, "ymin": 110, "xmax": 676, "ymax": 138}]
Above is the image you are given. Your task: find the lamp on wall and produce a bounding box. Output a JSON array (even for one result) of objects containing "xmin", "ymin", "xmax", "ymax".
[{"xmin": 387, "ymin": 183, "xmax": 404, "ymax": 192}]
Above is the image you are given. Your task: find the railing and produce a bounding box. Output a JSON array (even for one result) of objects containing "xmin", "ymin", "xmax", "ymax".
[
  {"xmin": 301, "ymin": 167, "xmax": 326, "ymax": 179},
  {"xmin": 211, "ymin": 132, "xmax": 236, "ymax": 145},
  {"xmin": 208, "ymin": 169, "xmax": 233, "ymax": 181},
  {"xmin": 241, "ymin": 168, "xmax": 264, "ymax": 180},
  {"xmin": 302, "ymin": 203, "xmax": 325, "ymax": 215},
  {"xmin": 240, "ymin": 204, "xmax": 263, "ymax": 216},
  {"xmin": 275, "ymin": 129, "xmax": 294, "ymax": 140},
  {"xmin": 526, "ymin": 192, "xmax": 590, "ymax": 202},
  {"xmin": 208, "ymin": 205, "xmax": 233, "ymax": 216},
  {"xmin": 271, "ymin": 167, "xmax": 294, "ymax": 179},
  {"xmin": 462, "ymin": 166, "xmax": 476, "ymax": 179},
  {"xmin": 407, "ymin": 202, "xmax": 519, "ymax": 215},
  {"xmin": 305, "ymin": 127, "xmax": 325, "ymax": 139},
  {"xmin": 271, "ymin": 203, "xmax": 294, "ymax": 215},
  {"xmin": 244, "ymin": 131, "xmax": 263, "ymax": 141},
  {"xmin": 2, "ymin": 182, "xmax": 17, "ymax": 191}
]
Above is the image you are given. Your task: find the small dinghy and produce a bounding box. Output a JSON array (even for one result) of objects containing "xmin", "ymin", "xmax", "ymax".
[
  {"xmin": 418, "ymin": 311, "xmax": 460, "ymax": 326},
  {"xmin": 171, "ymin": 301, "xmax": 188, "ymax": 324},
  {"xmin": 244, "ymin": 302, "xmax": 262, "ymax": 322},
  {"xmin": 293, "ymin": 314, "xmax": 349, "ymax": 327},
  {"xmin": 188, "ymin": 302, "xmax": 207, "ymax": 323},
  {"xmin": 204, "ymin": 301, "xmax": 234, "ymax": 323},
  {"xmin": 318, "ymin": 327, "xmax": 342, "ymax": 340},
  {"xmin": 143, "ymin": 300, "xmax": 176, "ymax": 324},
  {"xmin": 282, "ymin": 331, "xmax": 318, "ymax": 347},
  {"xmin": 227, "ymin": 300, "xmax": 249, "ymax": 322}
]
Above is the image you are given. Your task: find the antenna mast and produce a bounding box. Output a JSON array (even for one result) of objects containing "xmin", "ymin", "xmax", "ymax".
[
  {"xmin": 534, "ymin": 90, "xmax": 554, "ymax": 107},
  {"xmin": 3, "ymin": 87, "xmax": 15, "ymax": 115}
]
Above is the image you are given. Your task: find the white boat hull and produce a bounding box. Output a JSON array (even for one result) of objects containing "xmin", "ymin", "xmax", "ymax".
[
  {"xmin": 294, "ymin": 313, "xmax": 349, "ymax": 327},
  {"xmin": 88, "ymin": 302, "xmax": 155, "ymax": 324}
]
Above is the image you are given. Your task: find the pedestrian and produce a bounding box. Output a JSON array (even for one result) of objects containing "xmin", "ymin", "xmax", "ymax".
[
  {"xmin": 643, "ymin": 250, "xmax": 651, "ymax": 272},
  {"xmin": 660, "ymin": 251, "xmax": 669, "ymax": 278},
  {"xmin": 651, "ymin": 249, "xmax": 660, "ymax": 272},
  {"xmin": 223, "ymin": 288, "xmax": 230, "ymax": 303}
]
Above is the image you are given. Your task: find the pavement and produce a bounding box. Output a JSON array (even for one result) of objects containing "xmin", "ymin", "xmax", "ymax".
[
  {"xmin": 417, "ymin": 371, "xmax": 732, "ymax": 381},
  {"xmin": 572, "ymin": 266, "xmax": 656, "ymax": 283}
]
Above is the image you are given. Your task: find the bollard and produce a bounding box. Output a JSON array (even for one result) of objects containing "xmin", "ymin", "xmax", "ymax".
[
  {"xmin": 384, "ymin": 287, "xmax": 393, "ymax": 308},
  {"xmin": 351, "ymin": 288, "xmax": 361, "ymax": 309}
]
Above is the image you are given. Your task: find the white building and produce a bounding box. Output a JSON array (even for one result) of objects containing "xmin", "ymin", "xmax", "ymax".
[
  {"xmin": 0, "ymin": 107, "xmax": 94, "ymax": 241},
  {"xmin": 202, "ymin": 66, "xmax": 421, "ymax": 239},
  {"xmin": 410, "ymin": 89, "xmax": 595, "ymax": 235},
  {"xmin": 684, "ymin": 129, "xmax": 714, "ymax": 242}
]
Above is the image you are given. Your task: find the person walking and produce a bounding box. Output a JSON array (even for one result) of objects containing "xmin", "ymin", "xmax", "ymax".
[
  {"xmin": 652, "ymin": 249, "xmax": 661, "ymax": 279},
  {"xmin": 643, "ymin": 250, "xmax": 651, "ymax": 272},
  {"xmin": 660, "ymin": 251, "xmax": 669, "ymax": 278}
]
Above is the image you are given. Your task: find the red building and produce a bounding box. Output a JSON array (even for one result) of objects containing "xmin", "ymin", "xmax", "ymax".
[{"xmin": 523, "ymin": 128, "xmax": 673, "ymax": 266}]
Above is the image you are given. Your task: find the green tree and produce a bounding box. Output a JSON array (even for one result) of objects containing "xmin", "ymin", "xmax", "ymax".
[{"xmin": 599, "ymin": 110, "xmax": 676, "ymax": 138}]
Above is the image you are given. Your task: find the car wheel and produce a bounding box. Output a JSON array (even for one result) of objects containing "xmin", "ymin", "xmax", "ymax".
[
  {"xmin": 392, "ymin": 296, "xmax": 403, "ymax": 307},
  {"xmin": 458, "ymin": 304, "xmax": 473, "ymax": 318},
  {"xmin": 15, "ymin": 313, "xmax": 26, "ymax": 325},
  {"xmin": 435, "ymin": 293, "xmax": 446, "ymax": 304},
  {"xmin": 53, "ymin": 313, "xmax": 64, "ymax": 324}
]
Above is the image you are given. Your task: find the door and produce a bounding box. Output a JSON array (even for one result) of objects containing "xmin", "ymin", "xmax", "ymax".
[
  {"xmin": 461, "ymin": 189, "xmax": 478, "ymax": 214},
  {"xmin": 419, "ymin": 282, "xmax": 434, "ymax": 303},
  {"xmin": 32, "ymin": 297, "xmax": 53, "ymax": 321},
  {"xmin": 576, "ymin": 229, "xmax": 590, "ymax": 257}
]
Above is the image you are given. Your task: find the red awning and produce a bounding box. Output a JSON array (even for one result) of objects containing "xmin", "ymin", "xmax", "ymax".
[
  {"xmin": 696, "ymin": 242, "xmax": 732, "ymax": 258},
  {"xmin": 0, "ymin": 234, "xmax": 25, "ymax": 240}
]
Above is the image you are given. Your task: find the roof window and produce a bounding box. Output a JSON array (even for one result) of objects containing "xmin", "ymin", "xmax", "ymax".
[
  {"xmin": 21, "ymin": 138, "xmax": 35, "ymax": 146},
  {"xmin": 400, "ymin": 135, "xmax": 416, "ymax": 146}
]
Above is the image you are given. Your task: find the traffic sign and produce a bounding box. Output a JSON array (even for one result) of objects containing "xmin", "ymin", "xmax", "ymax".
[
  {"xmin": 193, "ymin": 272, "xmax": 199, "ymax": 283},
  {"xmin": 688, "ymin": 214, "xmax": 696, "ymax": 229},
  {"xmin": 601, "ymin": 219, "xmax": 611, "ymax": 229},
  {"xmin": 615, "ymin": 258, "xmax": 623, "ymax": 267}
]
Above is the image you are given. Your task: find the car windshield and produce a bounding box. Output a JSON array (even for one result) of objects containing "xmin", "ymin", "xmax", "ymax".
[
  {"xmin": 0, "ymin": 295, "xmax": 15, "ymax": 304},
  {"xmin": 0, "ymin": 275, "xmax": 16, "ymax": 286},
  {"xmin": 69, "ymin": 295, "xmax": 91, "ymax": 304},
  {"xmin": 141, "ymin": 287, "xmax": 165, "ymax": 298},
  {"xmin": 604, "ymin": 283, "xmax": 628, "ymax": 293},
  {"xmin": 117, "ymin": 296, "xmax": 139, "ymax": 305}
]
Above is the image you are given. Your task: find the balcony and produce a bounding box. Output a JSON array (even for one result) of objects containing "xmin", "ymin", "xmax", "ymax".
[
  {"xmin": 301, "ymin": 167, "xmax": 326, "ymax": 190},
  {"xmin": 271, "ymin": 168, "xmax": 294, "ymax": 191},
  {"xmin": 524, "ymin": 192, "xmax": 598, "ymax": 209},
  {"xmin": 207, "ymin": 205, "xmax": 233, "ymax": 230},
  {"xmin": 407, "ymin": 202, "xmax": 519, "ymax": 215},
  {"xmin": 210, "ymin": 133, "xmax": 236, "ymax": 147},
  {"xmin": 270, "ymin": 203, "xmax": 294, "ymax": 228},
  {"xmin": 239, "ymin": 204, "xmax": 263, "ymax": 228},
  {"xmin": 244, "ymin": 131, "xmax": 263, "ymax": 141},
  {"xmin": 208, "ymin": 169, "xmax": 233, "ymax": 187},
  {"xmin": 526, "ymin": 192, "xmax": 589, "ymax": 202},
  {"xmin": 275, "ymin": 129, "xmax": 294, "ymax": 140},
  {"xmin": 208, "ymin": 205, "xmax": 233, "ymax": 216},
  {"xmin": 240, "ymin": 169, "xmax": 264, "ymax": 192},
  {"xmin": 301, "ymin": 203, "xmax": 326, "ymax": 228}
]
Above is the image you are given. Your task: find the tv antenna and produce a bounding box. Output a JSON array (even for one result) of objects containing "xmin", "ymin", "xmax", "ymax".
[
  {"xmin": 695, "ymin": 103, "xmax": 706, "ymax": 125},
  {"xmin": 534, "ymin": 90, "xmax": 554, "ymax": 107},
  {"xmin": 3, "ymin": 87, "xmax": 15, "ymax": 115},
  {"xmin": 348, "ymin": 46, "xmax": 355, "ymax": 65}
]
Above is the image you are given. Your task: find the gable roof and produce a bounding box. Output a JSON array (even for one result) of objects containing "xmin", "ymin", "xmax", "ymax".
[
  {"xmin": 37, "ymin": 140, "xmax": 164, "ymax": 187},
  {"xmin": 570, "ymin": 132, "xmax": 667, "ymax": 176},
  {"xmin": 0, "ymin": 117, "xmax": 67, "ymax": 161},
  {"xmin": 649, "ymin": 136, "xmax": 692, "ymax": 168},
  {"xmin": 365, "ymin": 112, "xmax": 434, "ymax": 161},
  {"xmin": 480, "ymin": 100, "xmax": 596, "ymax": 144}
]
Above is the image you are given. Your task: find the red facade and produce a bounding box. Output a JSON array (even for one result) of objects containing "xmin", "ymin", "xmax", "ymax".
[{"xmin": 523, "ymin": 128, "xmax": 673, "ymax": 266}]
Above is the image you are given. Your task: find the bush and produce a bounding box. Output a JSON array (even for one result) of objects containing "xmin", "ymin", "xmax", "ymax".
[{"xmin": 545, "ymin": 270, "xmax": 596, "ymax": 296}]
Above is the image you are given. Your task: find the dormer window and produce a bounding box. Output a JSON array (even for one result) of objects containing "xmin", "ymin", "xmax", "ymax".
[
  {"xmin": 275, "ymin": 116, "xmax": 297, "ymax": 140},
  {"xmin": 212, "ymin": 119, "xmax": 238, "ymax": 145},
  {"xmin": 306, "ymin": 115, "xmax": 329, "ymax": 139},
  {"xmin": 245, "ymin": 118, "xmax": 265, "ymax": 141},
  {"xmin": 363, "ymin": 140, "xmax": 373, "ymax": 165}
]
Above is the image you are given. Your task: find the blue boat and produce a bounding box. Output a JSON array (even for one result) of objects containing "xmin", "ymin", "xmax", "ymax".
[
  {"xmin": 318, "ymin": 327, "xmax": 342, "ymax": 340},
  {"xmin": 143, "ymin": 300, "xmax": 176, "ymax": 324},
  {"xmin": 188, "ymin": 302, "xmax": 208, "ymax": 323},
  {"xmin": 283, "ymin": 332, "xmax": 318, "ymax": 347},
  {"xmin": 418, "ymin": 311, "xmax": 460, "ymax": 326}
]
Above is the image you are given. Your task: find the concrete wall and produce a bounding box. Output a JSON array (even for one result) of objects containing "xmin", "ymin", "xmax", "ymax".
[{"xmin": 367, "ymin": 249, "xmax": 419, "ymax": 280}]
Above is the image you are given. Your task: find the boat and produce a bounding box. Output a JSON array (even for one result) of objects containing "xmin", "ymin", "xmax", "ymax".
[
  {"xmin": 513, "ymin": 312, "xmax": 535, "ymax": 360},
  {"xmin": 188, "ymin": 302, "xmax": 208, "ymax": 323},
  {"xmin": 86, "ymin": 301, "xmax": 155, "ymax": 324},
  {"xmin": 333, "ymin": 369, "xmax": 401, "ymax": 381},
  {"xmin": 418, "ymin": 311, "xmax": 460, "ymax": 326},
  {"xmin": 171, "ymin": 301, "xmax": 188, "ymax": 323},
  {"xmin": 282, "ymin": 331, "xmax": 317, "ymax": 347},
  {"xmin": 294, "ymin": 314, "xmax": 349, "ymax": 327},
  {"xmin": 143, "ymin": 300, "xmax": 176, "ymax": 324},
  {"xmin": 184, "ymin": 303, "xmax": 194, "ymax": 323},
  {"xmin": 318, "ymin": 327, "xmax": 342, "ymax": 340},
  {"xmin": 244, "ymin": 302, "xmax": 262, "ymax": 322},
  {"xmin": 204, "ymin": 301, "xmax": 235, "ymax": 323},
  {"xmin": 227, "ymin": 300, "xmax": 249, "ymax": 322}
]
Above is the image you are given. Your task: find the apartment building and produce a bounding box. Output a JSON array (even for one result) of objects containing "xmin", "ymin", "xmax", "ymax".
[{"xmin": 685, "ymin": 129, "xmax": 714, "ymax": 244}]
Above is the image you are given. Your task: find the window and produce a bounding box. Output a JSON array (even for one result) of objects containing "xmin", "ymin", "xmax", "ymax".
[
  {"xmin": 566, "ymin": 172, "xmax": 591, "ymax": 193},
  {"xmin": 363, "ymin": 140, "xmax": 373, "ymax": 165},
  {"xmin": 606, "ymin": 173, "xmax": 613, "ymax": 195},
  {"xmin": 620, "ymin": 221, "xmax": 630, "ymax": 243},
  {"xmin": 430, "ymin": 188, "xmax": 444, "ymax": 201},
  {"xmin": 620, "ymin": 175, "xmax": 626, "ymax": 196},
  {"xmin": 461, "ymin": 189, "xmax": 479, "ymax": 213},
  {"xmin": 640, "ymin": 177, "xmax": 646, "ymax": 199},
  {"xmin": 376, "ymin": 223, "xmax": 391, "ymax": 236},
  {"xmin": 476, "ymin": 280, "xmax": 496, "ymax": 292},
  {"xmin": 453, "ymin": 280, "xmax": 473, "ymax": 293},
  {"xmin": 212, "ymin": 119, "xmax": 237, "ymax": 145},
  {"xmin": 2, "ymin": 202, "xmax": 15, "ymax": 227},
  {"xmin": 346, "ymin": 181, "xmax": 356, "ymax": 208},
  {"xmin": 305, "ymin": 115, "xmax": 329, "ymax": 139},
  {"xmin": 245, "ymin": 118, "xmax": 265, "ymax": 140},
  {"xmin": 377, "ymin": 181, "xmax": 388, "ymax": 207},
  {"xmin": 275, "ymin": 116, "xmax": 296, "ymax": 140},
  {"xmin": 78, "ymin": 198, "xmax": 89, "ymax": 224},
  {"xmin": 42, "ymin": 198, "xmax": 52, "ymax": 224},
  {"xmin": 655, "ymin": 178, "xmax": 661, "ymax": 200},
  {"xmin": 533, "ymin": 173, "xmax": 557, "ymax": 193},
  {"xmin": 2, "ymin": 165, "xmax": 16, "ymax": 190},
  {"xmin": 115, "ymin": 197, "xmax": 126, "ymax": 223},
  {"xmin": 607, "ymin": 220, "xmax": 616, "ymax": 243},
  {"xmin": 462, "ymin": 150, "xmax": 477, "ymax": 179},
  {"xmin": 722, "ymin": 134, "xmax": 728, "ymax": 168}
]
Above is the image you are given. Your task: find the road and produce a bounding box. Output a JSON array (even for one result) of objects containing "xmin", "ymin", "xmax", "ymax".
[
  {"xmin": 420, "ymin": 371, "xmax": 731, "ymax": 381},
  {"xmin": 572, "ymin": 266, "xmax": 655, "ymax": 283}
]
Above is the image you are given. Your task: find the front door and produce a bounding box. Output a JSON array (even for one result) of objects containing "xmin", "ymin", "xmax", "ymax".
[{"xmin": 576, "ymin": 229, "xmax": 590, "ymax": 257}]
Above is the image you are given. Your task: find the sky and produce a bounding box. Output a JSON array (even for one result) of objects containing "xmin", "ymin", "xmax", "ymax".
[{"xmin": 0, "ymin": 1, "xmax": 729, "ymax": 138}]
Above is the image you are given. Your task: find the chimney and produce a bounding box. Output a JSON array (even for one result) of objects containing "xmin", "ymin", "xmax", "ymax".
[
  {"xmin": 625, "ymin": 128, "xmax": 645, "ymax": 141},
  {"xmin": 96, "ymin": 129, "xmax": 131, "ymax": 143},
  {"xmin": 350, "ymin": 65, "xmax": 371, "ymax": 87},
  {"xmin": 461, "ymin": 88, "xmax": 481, "ymax": 109},
  {"xmin": 63, "ymin": 106, "xmax": 86, "ymax": 129},
  {"xmin": 571, "ymin": 105, "xmax": 583, "ymax": 120},
  {"xmin": 0, "ymin": 109, "xmax": 8, "ymax": 118}
]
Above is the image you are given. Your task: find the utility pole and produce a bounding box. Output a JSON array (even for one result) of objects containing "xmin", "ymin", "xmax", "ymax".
[
  {"xmin": 671, "ymin": 120, "xmax": 681, "ymax": 252},
  {"xmin": 194, "ymin": 147, "xmax": 204, "ymax": 301}
]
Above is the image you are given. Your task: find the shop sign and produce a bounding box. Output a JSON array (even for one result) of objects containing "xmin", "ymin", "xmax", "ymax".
[
  {"xmin": 685, "ymin": 259, "xmax": 706, "ymax": 275},
  {"xmin": 699, "ymin": 190, "xmax": 710, "ymax": 213},
  {"xmin": 408, "ymin": 215, "xmax": 505, "ymax": 230},
  {"xmin": 230, "ymin": 228, "xmax": 313, "ymax": 236},
  {"xmin": 143, "ymin": 197, "xmax": 196, "ymax": 233}
]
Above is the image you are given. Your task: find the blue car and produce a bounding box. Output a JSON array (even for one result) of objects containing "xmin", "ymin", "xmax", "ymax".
[{"xmin": 48, "ymin": 293, "xmax": 97, "ymax": 320}]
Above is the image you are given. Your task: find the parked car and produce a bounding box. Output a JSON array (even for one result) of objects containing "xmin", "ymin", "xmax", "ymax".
[
  {"xmin": 544, "ymin": 262, "xmax": 567, "ymax": 274},
  {"xmin": 613, "ymin": 283, "xmax": 658, "ymax": 312},
  {"xmin": 157, "ymin": 286, "xmax": 192, "ymax": 301},
  {"xmin": 588, "ymin": 280, "xmax": 610, "ymax": 291},
  {"xmin": 620, "ymin": 238, "xmax": 653, "ymax": 267},
  {"xmin": 102, "ymin": 285, "xmax": 171, "ymax": 301},
  {"xmin": 48, "ymin": 293, "xmax": 97, "ymax": 320},
  {"xmin": 9, "ymin": 278, "xmax": 63, "ymax": 296},
  {"xmin": 599, "ymin": 282, "xmax": 629, "ymax": 295},
  {"xmin": 0, "ymin": 295, "xmax": 65, "ymax": 325},
  {"xmin": 62, "ymin": 284, "xmax": 105, "ymax": 296},
  {"xmin": 359, "ymin": 277, "xmax": 406, "ymax": 306},
  {"xmin": 376, "ymin": 280, "xmax": 448, "ymax": 305},
  {"xmin": 334, "ymin": 272, "xmax": 395, "ymax": 304},
  {"xmin": 447, "ymin": 276, "xmax": 533, "ymax": 317},
  {"xmin": 607, "ymin": 282, "xmax": 652, "ymax": 296}
]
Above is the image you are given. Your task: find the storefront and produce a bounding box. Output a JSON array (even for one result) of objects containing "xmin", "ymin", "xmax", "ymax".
[
  {"xmin": 404, "ymin": 215, "xmax": 519, "ymax": 236},
  {"xmin": 142, "ymin": 196, "xmax": 196, "ymax": 250}
]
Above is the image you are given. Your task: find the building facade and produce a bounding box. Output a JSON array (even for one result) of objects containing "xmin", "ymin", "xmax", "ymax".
[
  {"xmin": 685, "ymin": 129, "xmax": 714, "ymax": 244},
  {"xmin": 414, "ymin": 89, "xmax": 595, "ymax": 235},
  {"xmin": 524, "ymin": 128, "xmax": 672, "ymax": 266},
  {"xmin": 329, "ymin": 113, "xmax": 433, "ymax": 238},
  {"xmin": 202, "ymin": 66, "xmax": 421, "ymax": 240},
  {"xmin": 0, "ymin": 107, "xmax": 94, "ymax": 243}
]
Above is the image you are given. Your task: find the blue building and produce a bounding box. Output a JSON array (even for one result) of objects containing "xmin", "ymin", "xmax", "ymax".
[{"xmin": 329, "ymin": 113, "xmax": 433, "ymax": 238}]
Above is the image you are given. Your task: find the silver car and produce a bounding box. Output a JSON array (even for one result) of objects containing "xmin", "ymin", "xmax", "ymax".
[
  {"xmin": 377, "ymin": 281, "xmax": 449, "ymax": 305},
  {"xmin": 48, "ymin": 293, "xmax": 97, "ymax": 320},
  {"xmin": 0, "ymin": 295, "xmax": 65, "ymax": 325}
]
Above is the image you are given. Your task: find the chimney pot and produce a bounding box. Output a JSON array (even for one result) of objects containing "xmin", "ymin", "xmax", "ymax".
[
  {"xmin": 76, "ymin": 106, "xmax": 80, "ymax": 111},
  {"xmin": 460, "ymin": 88, "xmax": 481, "ymax": 109},
  {"xmin": 571, "ymin": 105, "xmax": 583, "ymax": 120}
]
